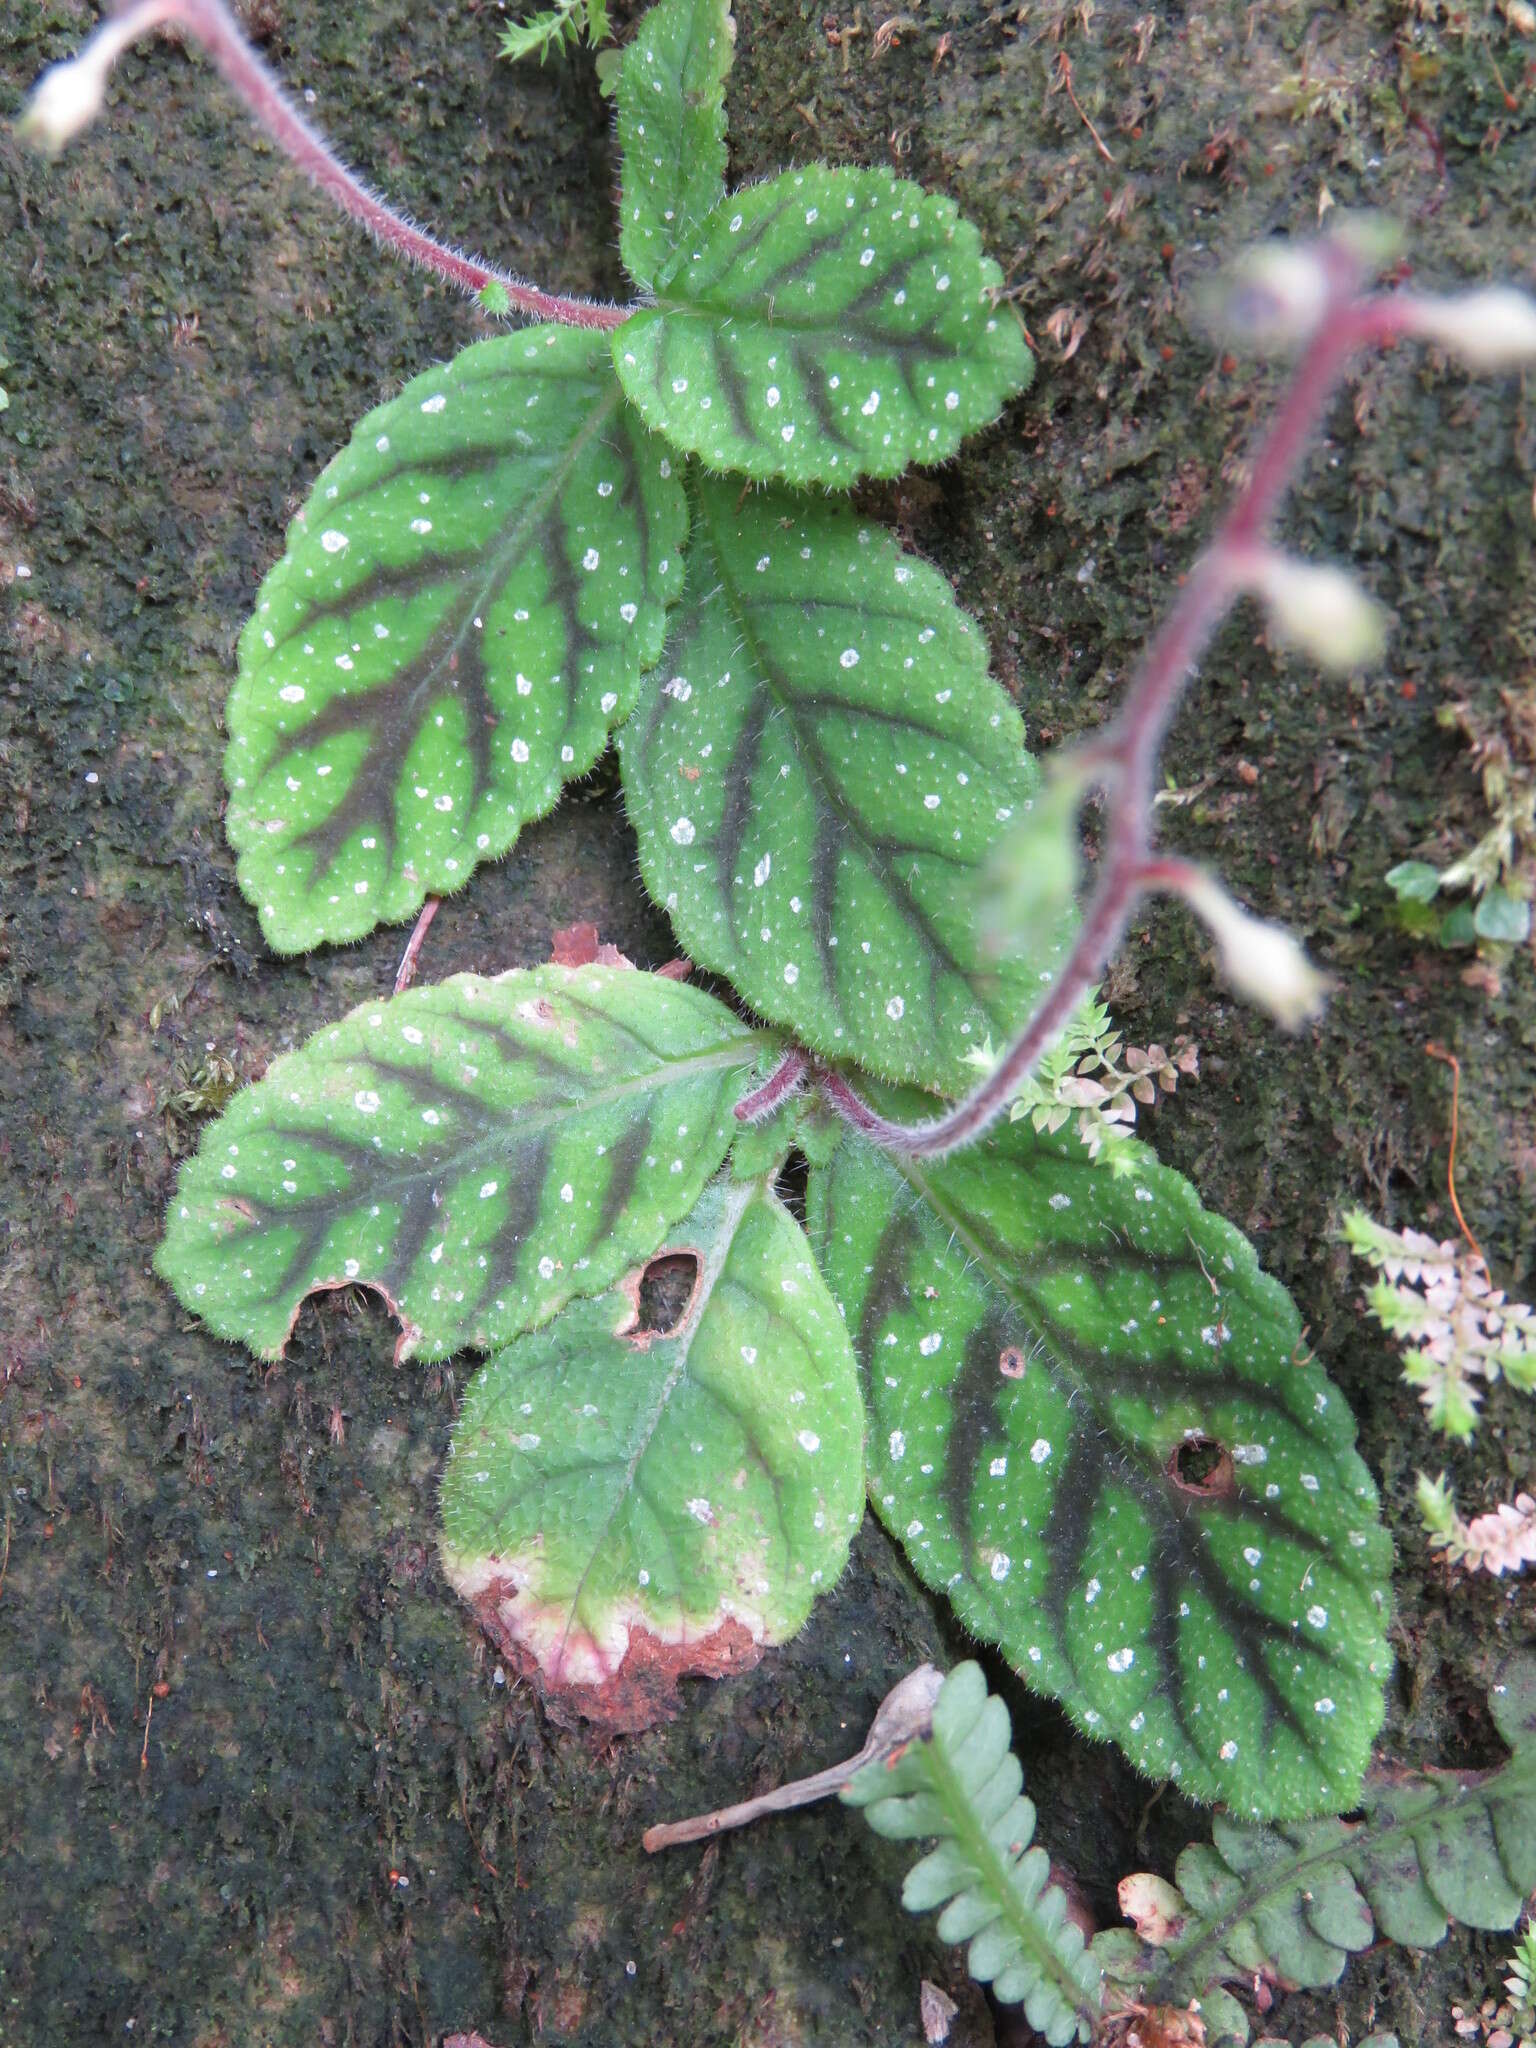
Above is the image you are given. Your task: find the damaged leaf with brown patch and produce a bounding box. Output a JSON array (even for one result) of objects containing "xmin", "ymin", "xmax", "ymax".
[{"xmin": 439, "ymin": 1173, "xmax": 865, "ymax": 1728}]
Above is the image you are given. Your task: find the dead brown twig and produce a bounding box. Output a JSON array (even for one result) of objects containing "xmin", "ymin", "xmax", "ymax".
[{"xmin": 1053, "ymin": 52, "xmax": 1116, "ymax": 163}]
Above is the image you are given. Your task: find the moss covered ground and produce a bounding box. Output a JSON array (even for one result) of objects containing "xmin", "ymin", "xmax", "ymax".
[{"xmin": 1, "ymin": 1, "xmax": 1533, "ymax": 2042}]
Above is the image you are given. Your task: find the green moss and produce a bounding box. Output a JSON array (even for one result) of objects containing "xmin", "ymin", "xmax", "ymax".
[{"xmin": 2, "ymin": 0, "xmax": 1533, "ymax": 2041}]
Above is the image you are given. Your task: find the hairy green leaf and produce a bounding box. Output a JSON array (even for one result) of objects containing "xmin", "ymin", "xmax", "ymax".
[
  {"xmin": 619, "ymin": 476, "xmax": 1067, "ymax": 1094},
  {"xmin": 1108, "ymin": 1657, "xmax": 1536, "ymax": 2041},
  {"xmin": 617, "ymin": 0, "xmax": 733, "ymax": 292},
  {"xmin": 226, "ymin": 330, "xmax": 685, "ymax": 953},
  {"xmin": 612, "ymin": 165, "xmax": 1031, "ymax": 485},
  {"xmin": 809, "ymin": 1117, "xmax": 1392, "ymax": 1818},
  {"xmin": 440, "ymin": 1174, "xmax": 864, "ymax": 1727},
  {"xmin": 157, "ymin": 966, "xmax": 766, "ymax": 1361},
  {"xmin": 843, "ymin": 1662, "xmax": 1103, "ymax": 2045}
]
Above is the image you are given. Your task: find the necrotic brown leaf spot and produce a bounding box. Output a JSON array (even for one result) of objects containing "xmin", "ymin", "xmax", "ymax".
[{"xmin": 1167, "ymin": 1434, "xmax": 1235, "ymax": 1499}]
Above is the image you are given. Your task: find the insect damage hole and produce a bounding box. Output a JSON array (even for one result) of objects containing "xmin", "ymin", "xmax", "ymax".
[
  {"xmin": 634, "ymin": 1252, "xmax": 702, "ymax": 1340},
  {"xmin": 1167, "ymin": 1434, "xmax": 1235, "ymax": 1499}
]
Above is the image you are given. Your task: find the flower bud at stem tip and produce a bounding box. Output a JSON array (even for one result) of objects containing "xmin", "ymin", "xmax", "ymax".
[
  {"xmin": 1176, "ymin": 870, "xmax": 1333, "ymax": 1030},
  {"xmin": 1239, "ymin": 548, "xmax": 1389, "ymax": 673},
  {"xmin": 1400, "ymin": 288, "xmax": 1536, "ymax": 372}
]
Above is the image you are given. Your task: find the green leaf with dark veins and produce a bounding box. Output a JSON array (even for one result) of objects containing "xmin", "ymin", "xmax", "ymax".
[
  {"xmin": 809, "ymin": 1115, "xmax": 1392, "ymax": 1819},
  {"xmin": 612, "ymin": 165, "xmax": 1031, "ymax": 485},
  {"xmin": 226, "ymin": 328, "xmax": 685, "ymax": 953},
  {"xmin": 156, "ymin": 965, "xmax": 765, "ymax": 1362},
  {"xmin": 617, "ymin": 0, "xmax": 733, "ymax": 292},
  {"xmin": 619, "ymin": 477, "xmax": 1068, "ymax": 1094},
  {"xmin": 440, "ymin": 1173, "xmax": 865, "ymax": 1728}
]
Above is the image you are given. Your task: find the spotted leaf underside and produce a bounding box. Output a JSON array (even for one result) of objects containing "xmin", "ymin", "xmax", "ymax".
[
  {"xmin": 619, "ymin": 477, "xmax": 1067, "ymax": 1095},
  {"xmin": 617, "ymin": 0, "xmax": 733, "ymax": 292},
  {"xmin": 440, "ymin": 1174, "xmax": 865, "ymax": 1728},
  {"xmin": 1111, "ymin": 1656, "xmax": 1536, "ymax": 2044},
  {"xmin": 809, "ymin": 1117, "xmax": 1392, "ymax": 1819},
  {"xmin": 612, "ymin": 165, "xmax": 1032, "ymax": 486},
  {"xmin": 156, "ymin": 966, "xmax": 767, "ymax": 1362},
  {"xmin": 226, "ymin": 328, "xmax": 685, "ymax": 953}
]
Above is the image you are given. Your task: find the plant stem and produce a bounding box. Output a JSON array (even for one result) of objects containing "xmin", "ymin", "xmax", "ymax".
[
  {"xmin": 734, "ymin": 1049, "xmax": 808, "ymax": 1124},
  {"xmin": 642, "ymin": 1663, "xmax": 942, "ymax": 1852},
  {"xmin": 91, "ymin": 0, "xmax": 630, "ymax": 329},
  {"xmin": 820, "ymin": 273, "xmax": 1404, "ymax": 1161},
  {"xmin": 393, "ymin": 897, "xmax": 440, "ymax": 995}
]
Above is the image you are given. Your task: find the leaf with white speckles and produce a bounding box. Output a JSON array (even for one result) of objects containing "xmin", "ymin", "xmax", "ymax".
[
  {"xmin": 155, "ymin": 966, "xmax": 768, "ymax": 1362},
  {"xmin": 440, "ymin": 1173, "xmax": 865, "ymax": 1728},
  {"xmin": 226, "ymin": 328, "xmax": 685, "ymax": 954},
  {"xmin": 612, "ymin": 164, "xmax": 1031, "ymax": 486},
  {"xmin": 809, "ymin": 1114, "xmax": 1393, "ymax": 1819},
  {"xmin": 618, "ymin": 476, "xmax": 1070, "ymax": 1095},
  {"xmin": 617, "ymin": 0, "xmax": 733, "ymax": 292}
]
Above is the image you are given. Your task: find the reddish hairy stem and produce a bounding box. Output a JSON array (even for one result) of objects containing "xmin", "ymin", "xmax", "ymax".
[
  {"xmin": 105, "ymin": 0, "xmax": 629, "ymax": 328},
  {"xmin": 819, "ymin": 282, "xmax": 1404, "ymax": 1160},
  {"xmin": 1134, "ymin": 855, "xmax": 1205, "ymax": 896},
  {"xmin": 734, "ymin": 1050, "xmax": 808, "ymax": 1124}
]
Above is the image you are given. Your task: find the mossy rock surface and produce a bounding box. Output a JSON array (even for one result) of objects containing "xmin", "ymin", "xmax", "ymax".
[{"xmin": 1, "ymin": 1, "xmax": 1533, "ymax": 2043}]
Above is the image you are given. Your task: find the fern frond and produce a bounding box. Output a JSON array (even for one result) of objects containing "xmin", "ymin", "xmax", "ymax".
[
  {"xmin": 1102, "ymin": 1654, "xmax": 1536, "ymax": 2045},
  {"xmin": 841, "ymin": 1663, "xmax": 1102, "ymax": 2046},
  {"xmin": 497, "ymin": 0, "xmax": 604, "ymax": 66}
]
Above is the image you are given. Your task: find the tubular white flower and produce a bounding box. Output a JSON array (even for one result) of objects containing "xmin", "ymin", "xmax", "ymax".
[
  {"xmin": 1219, "ymin": 244, "xmax": 1334, "ymax": 349},
  {"xmin": 1401, "ymin": 287, "xmax": 1536, "ymax": 372},
  {"xmin": 1178, "ymin": 870, "xmax": 1333, "ymax": 1030},
  {"xmin": 18, "ymin": 2, "xmax": 171, "ymax": 156},
  {"xmin": 18, "ymin": 53, "xmax": 113, "ymax": 153},
  {"xmin": 1240, "ymin": 548, "xmax": 1389, "ymax": 673}
]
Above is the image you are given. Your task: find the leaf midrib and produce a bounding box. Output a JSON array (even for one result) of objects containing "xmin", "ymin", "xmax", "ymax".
[
  {"xmin": 256, "ymin": 367, "xmax": 624, "ymax": 697},
  {"xmin": 258, "ymin": 1030, "xmax": 769, "ymax": 1208},
  {"xmin": 646, "ymin": 289, "xmax": 963, "ymax": 355},
  {"xmin": 880, "ymin": 1147, "xmax": 1383, "ymax": 1782},
  {"xmin": 893, "ymin": 1151, "xmax": 1354, "ymax": 1512},
  {"xmin": 552, "ymin": 1178, "xmax": 758, "ymax": 1663},
  {"xmin": 695, "ymin": 490, "xmax": 986, "ymax": 1030}
]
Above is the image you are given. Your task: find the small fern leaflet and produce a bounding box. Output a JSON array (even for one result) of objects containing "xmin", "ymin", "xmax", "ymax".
[
  {"xmin": 842, "ymin": 1662, "xmax": 1102, "ymax": 2046},
  {"xmin": 1102, "ymin": 1655, "xmax": 1536, "ymax": 2043}
]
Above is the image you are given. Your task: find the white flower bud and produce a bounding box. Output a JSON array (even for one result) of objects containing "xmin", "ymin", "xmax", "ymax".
[
  {"xmin": 1180, "ymin": 871, "xmax": 1332, "ymax": 1030},
  {"xmin": 17, "ymin": 51, "xmax": 113, "ymax": 154},
  {"xmin": 1204, "ymin": 219, "xmax": 1401, "ymax": 354},
  {"xmin": 1403, "ymin": 287, "xmax": 1536, "ymax": 372},
  {"xmin": 1219, "ymin": 244, "xmax": 1333, "ymax": 348},
  {"xmin": 17, "ymin": 5, "xmax": 164, "ymax": 157},
  {"xmin": 1242, "ymin": 550, "xmax": 1389, "ymax": 673}
]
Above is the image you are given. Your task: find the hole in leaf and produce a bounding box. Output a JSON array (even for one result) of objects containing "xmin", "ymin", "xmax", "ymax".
[
  {"xmin": 1167, "ymin": 1435, "xmax": 1235, "ymax": 1499},
  {"xmin": 634, "ymin": 1252, "xmax": 702, "ymax": 1340}
]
